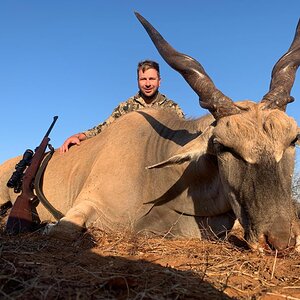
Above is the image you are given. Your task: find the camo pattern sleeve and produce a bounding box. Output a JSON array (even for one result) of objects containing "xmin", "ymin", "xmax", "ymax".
[
  {"xmin": 82, "ymin": 93, "xmax": 184, "ymax": 139},
  {"xmin": 162, "ymin": 99, "xmax": 185, "ymax": 118},
  {"xmin": 82, "ymin": 98, "xmax": 140, "ymax": 139}
]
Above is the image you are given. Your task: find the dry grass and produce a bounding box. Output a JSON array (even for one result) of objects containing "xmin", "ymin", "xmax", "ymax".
[{"xmin": 0, "ymin": 221, "xmax": 300, "ymax": 299}]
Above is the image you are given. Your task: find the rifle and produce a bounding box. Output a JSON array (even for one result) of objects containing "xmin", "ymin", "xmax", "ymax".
[{"xmin": 6, "ymin": 116, "xmax": 58, "ymax": 234}]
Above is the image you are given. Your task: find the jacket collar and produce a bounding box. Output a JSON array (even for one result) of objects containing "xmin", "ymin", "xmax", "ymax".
[{"xmin": 133, "ymin": 91, "xmax": 167, "ymax": 107}]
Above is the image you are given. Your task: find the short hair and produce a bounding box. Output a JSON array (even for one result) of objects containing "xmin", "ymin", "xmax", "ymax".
[{"xmin": 137, "ymin": 60, "xmax": 160, "ymax": 79}]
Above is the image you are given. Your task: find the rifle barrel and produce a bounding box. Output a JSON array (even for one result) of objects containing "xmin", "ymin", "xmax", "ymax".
[{"xmin": 45, "ymin": 116, "xmax": 58, "ymax": 138}]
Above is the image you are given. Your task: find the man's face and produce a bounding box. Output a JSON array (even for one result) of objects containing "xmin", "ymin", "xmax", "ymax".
[{"xmin": 138, "ymin": 68, "xmax": 161, "ymax": 98}]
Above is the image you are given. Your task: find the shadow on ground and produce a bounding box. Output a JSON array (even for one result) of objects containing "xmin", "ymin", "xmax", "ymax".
[{"xmin": 0, "ymin": 224, "xmax": 233, "ymax": 300}]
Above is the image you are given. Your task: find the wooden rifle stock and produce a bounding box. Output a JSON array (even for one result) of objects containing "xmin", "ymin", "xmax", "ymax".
[{"xmin": 6, "ymin": 116, "xmax": 58, "ymax": 234}]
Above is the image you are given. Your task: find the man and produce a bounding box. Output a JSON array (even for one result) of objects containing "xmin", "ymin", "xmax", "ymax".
[{"xmin": 59, "ymin": 60, "xmax": 184, "ymax": 153}]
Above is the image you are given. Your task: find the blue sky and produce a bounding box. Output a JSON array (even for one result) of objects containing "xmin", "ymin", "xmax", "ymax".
[{"xmin": 0, "ymin": 1, "xmax": 300, "ymax": 169}]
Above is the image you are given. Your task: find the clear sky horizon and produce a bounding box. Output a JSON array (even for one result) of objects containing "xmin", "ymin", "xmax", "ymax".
[{"xmin": 1, "ymin": 1, "xmax": 300, "ymax": 169}]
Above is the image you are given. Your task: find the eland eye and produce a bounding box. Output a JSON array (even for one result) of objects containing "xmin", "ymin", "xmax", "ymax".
[
  {"xmin": 291, "ymin": 134, "xmax": 300, "ymax": 147},
  {"xmin": 213, "ymin": 138, "xmax": 242, "ymax": 160},
  {"xmin": 213, "ymin": 139, "xmax": 231, "ymax": 153},
  {"xmin": 213, "ymin": 139, "xmax": 223, "ymax": 152}
]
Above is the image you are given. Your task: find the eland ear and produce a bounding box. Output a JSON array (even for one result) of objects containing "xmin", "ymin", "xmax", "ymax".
[
  {"xmin": 146, "ymin": 152, "xmax": 197, "ymax": 169},
  {"xmin": 146, "ymin": 126, "xmax": 214, "ymax": 169}
]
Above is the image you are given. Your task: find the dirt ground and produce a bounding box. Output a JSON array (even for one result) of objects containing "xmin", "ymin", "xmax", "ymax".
[{"xmin": 1, "ymin": 218, "xmax": 300, "ymax": 300}]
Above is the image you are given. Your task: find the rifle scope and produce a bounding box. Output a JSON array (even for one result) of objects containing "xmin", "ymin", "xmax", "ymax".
[{"xmin": 7, "ymin": 149, "xmax": 34, "ymax": 193}]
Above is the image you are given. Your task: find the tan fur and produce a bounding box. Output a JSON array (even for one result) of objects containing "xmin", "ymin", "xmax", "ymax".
[
  {"xmin": 0, "ymin": 106, "xmax": 299, "ymax": 250},
  {"xmin": 214, "ymin": 102, "xmax": 298, "ymax": 163}
]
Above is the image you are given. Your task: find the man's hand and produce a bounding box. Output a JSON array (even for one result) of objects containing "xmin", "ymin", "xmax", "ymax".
[{"xmin": 59, "ymin": 133, "xmax": 86, "ymax": 153}]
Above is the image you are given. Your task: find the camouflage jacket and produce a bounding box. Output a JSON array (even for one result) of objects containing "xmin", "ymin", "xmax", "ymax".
[{"xmin": 83, "ymin": 92, "xmax": 185, "ymax": 139}]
